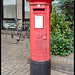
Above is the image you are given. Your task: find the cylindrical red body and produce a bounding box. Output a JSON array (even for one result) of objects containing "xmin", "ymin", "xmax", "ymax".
[
  {"xmin": 26, "ymin": 0, "xmax": 54, "ymax": 75},
  {"xmin": 30, "ymin": 3, "xmax": 51, "ymax": 62}
]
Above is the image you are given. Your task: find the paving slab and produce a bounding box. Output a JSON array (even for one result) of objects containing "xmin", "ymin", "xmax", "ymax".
[{"xmin": 1, "ymin": 34, "xmax": 74, "ymax": 75}]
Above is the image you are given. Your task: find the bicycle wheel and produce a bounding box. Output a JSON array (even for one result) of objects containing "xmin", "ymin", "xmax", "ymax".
[
  {"xmin": 26, "ymin": 28, "xmax": 30, "ymax": 38},
  {"xmin": 5, "ymin": 25, "xmax": 20, "ymax": 44},
  {"xmin": 19, "ymin": 33, "xmax": 25, "ymax": 41}
]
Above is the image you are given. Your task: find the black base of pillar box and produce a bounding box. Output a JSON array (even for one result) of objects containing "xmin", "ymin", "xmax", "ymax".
[{"xmin": 30, "ymin": 59, "xmax": 51, "ymax": 75}]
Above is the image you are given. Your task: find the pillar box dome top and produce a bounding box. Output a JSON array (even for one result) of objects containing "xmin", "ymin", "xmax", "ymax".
[{"xmin": 26, "ymin": 0, "xmax": 54, "ymax": 4}]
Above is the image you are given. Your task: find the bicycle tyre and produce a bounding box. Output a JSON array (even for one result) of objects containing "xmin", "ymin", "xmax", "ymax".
[
  {"xmin": 5, "ymin": 25, "xmax": 20, "ymax": 44},
  {"xmin": 26, "ymin": 28, "xmax": 30, "ymax": 41},
  {"xmin": 19, "ymin": 33, "xmax": 25, "ymax": 41},
  {"xmin": 26, "ymin": 28, "xmax": 30, "ymax": 37}
]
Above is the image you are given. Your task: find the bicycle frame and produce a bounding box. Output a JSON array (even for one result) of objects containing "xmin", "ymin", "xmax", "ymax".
[{"xmin": 5, "ymin": 19, "xmax": 30, "ymax": 44}]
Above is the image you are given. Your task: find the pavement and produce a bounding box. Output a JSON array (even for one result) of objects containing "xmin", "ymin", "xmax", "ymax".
[{"xmin": 1, "ymin": 34, "xmax": 74, "ymax": 75}]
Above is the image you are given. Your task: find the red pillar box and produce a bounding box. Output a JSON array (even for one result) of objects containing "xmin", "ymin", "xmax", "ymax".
[{"xmin": 26, "ymin": 0, "xmax": 54, "ymax": 75}]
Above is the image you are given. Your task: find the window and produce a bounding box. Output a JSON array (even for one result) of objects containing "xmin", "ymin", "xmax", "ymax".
[
  {"xmin": 3, "ymin": 0, "xmax": 16, "ymax": 18},
  {"xmin": 25, "ymin": 0, "xmax": 30, "ymax": 18},
  {"xmin": 24, "ymin": 0, "xmax": 30, "ymax": 31},
  {"xmin": 3, "ymin": 20, "xmax": 16, "ymax": 28},
  {"xmin": 3, "ymin": 0, "xmax": 16, "ymax": 29}
]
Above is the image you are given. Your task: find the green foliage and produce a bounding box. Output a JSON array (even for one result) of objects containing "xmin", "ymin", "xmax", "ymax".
[
  {"xmin": 57, "ymin": 0, "xmax": 74, "ymax": 30},
  {"xmin": 51, "ymin": 6, "xmax": 74, "ymax": 56},
  {"xmin": 51, "ymin": 32, "xmax": 74, "ymax": 56},
  {"xmin": 51, "ymin": 6, "xmax": 72, "ymax": 36},
  {"xmin": 56, "ymin": 0, "xmax": 73, "ymax": 2}
]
